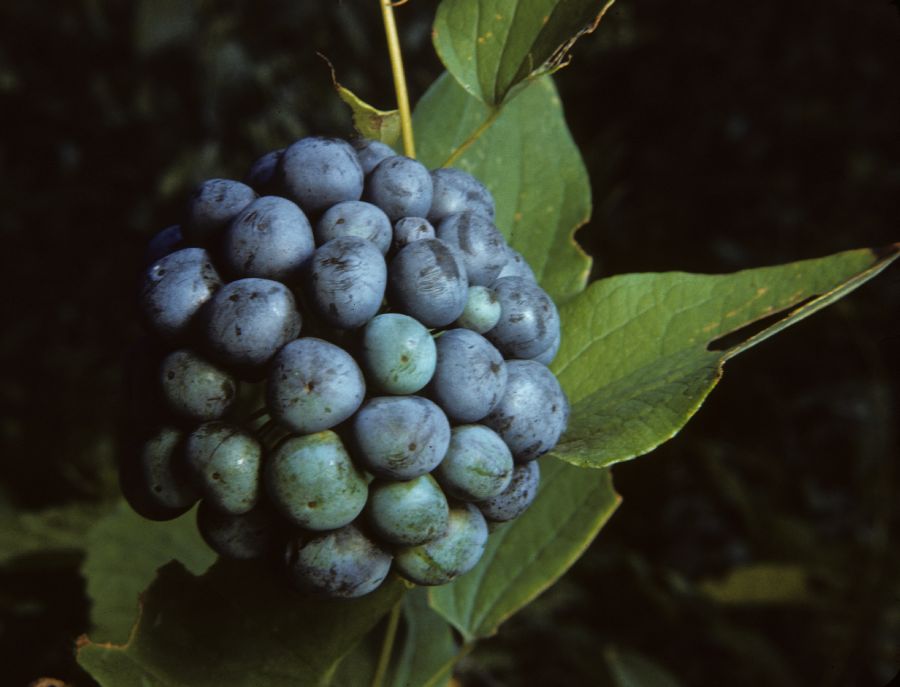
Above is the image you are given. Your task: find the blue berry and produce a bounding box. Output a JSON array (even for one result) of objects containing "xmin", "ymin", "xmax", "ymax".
[
  {"xmin": 245, "ymin": 149, "xmax": 284, "ymax": 194},
  {"xmin": 266, "ymin": 431, "xmax": 369, "ymax": 531},
  {"xmin": 285, "ymin": 525, "xmax": 392, "ymax": 599},
  {"xmin": 202, "ymin": 278, "xmax": 301, "ymax": 368},
  {"xmin": 496, "ymin": 247, "xmax": 536, "ymax": 282},
  {"xmin": 185, "ymin": 178, "xmax": 257, "ymax": 245},
  {"xmin": 352, "ymin": 138, "xmax": 396, "ymax": 175},
  {"xmin": 485, "ymin": 276, "xmax": 560, "ymax": 359},
  {"xmin": 483, "ymin": 360, "xmax": 569, "ymax": 462},
  {"xmin": 221, "ymin": 196, "xmax": 315, "ymax": 282},
  {"xmin": 457, "ymin": 285, "xmax": 501, "ymax": 333},
  {"xmin": 316, "ymin": 200, "xmax": 392, "ymax": 255},
  {"xmin": 280, "ymin": 137, "xmax": 364, "ymax": 213},
  {"xmin": 159, "ymin": 349, "xmax": 237, "ymax": 421},
  {"xmin": 436, "ymin": 212, "xmax": 507, "ymax": 286},
  {"xmin": 428, "ymin": 329, "xmax": 507, "ymax": 422},
  {"xmin": 184, "ymin": 421, "xmax": 262, "ymax": 515},
  {"xmin": 394, "ymin": 503, "xmax": 488, "ymax": 585},
  {"xmin": 365, "ymin": 155, "xmax": 433, "ymax": 221},
  {"xmin": 361, "ymin": 313, "xmax": 436, "ymax": 394},
  {"xmin": 392, "ymin": 216, "xmax": 435, "ymax": 251},
  {"xmin": 197, "ymin": 501, "xmax": 276, "ymax": 560},
  {"xmin": 140, "ymin": 248, "xmax": 223, "ymax": 342},
  {"xmin": 388, "ymin": 238, "xmax": 468, "ymax": 327},
  {"xmin": 532, "ymin": 332, "xmax": 561, "ymax": 366},
  {"xmin": 138, "ymin": 426, "xmax": 199, "ymax": 511},
  {"xmin": 267, "ymin": 337, "xmax": 366, "ymax": 434},
  {"xmin": 428, "ymin": 167, "xmax": 495, "ymax": 222},
  {"xmin": 366, "ymin": 474, "xmax": 449, "ymax": 545},
  {"xmin": 308, "ymin": 236, "xmax": 387, "ymax": 329},
  {"xmin": 434, "ymin": 425, "xmax": 514, "ymax": 502},
  {"xmin": 479, "ymin": 460, "xmax": 541, "ymax": 522},
  {"xmin": 352, "ymin": 396, "xmax": 450, "ymax": 480},
  {"xmin": 144, "ymin": 224, "xmax": 184, "ymax": 266}
]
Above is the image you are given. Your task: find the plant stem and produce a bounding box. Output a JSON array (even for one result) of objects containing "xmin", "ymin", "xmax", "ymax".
[
  {"xmin": 379, "ymin": 0, "xmax": 415, "ymax": 158},
  {"xmin": 371, "ymin": 601, "xmax": 402, "ymax": 687},
  {"xmin": 247, "ymin": 406, "xmax": 269, "ymax": 422},
  {"xmin": 255, "ymin": 418, "xmax": 277, "ymax": 439}
]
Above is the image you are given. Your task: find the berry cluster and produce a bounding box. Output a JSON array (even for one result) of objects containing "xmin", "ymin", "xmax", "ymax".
[{"xmin": 123, "ymin": 136, "xmax": 568, "ymax": 598}]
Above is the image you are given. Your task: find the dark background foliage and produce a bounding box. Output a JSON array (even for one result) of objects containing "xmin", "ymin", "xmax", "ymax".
[{"xmin": 1, "ymin": 0, "xmax": 898, "ymax": 685}]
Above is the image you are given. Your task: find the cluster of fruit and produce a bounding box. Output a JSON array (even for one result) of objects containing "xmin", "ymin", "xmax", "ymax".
[{"xmin": 123, "ymin": 136, "xmax": 568, "ymax": 598}]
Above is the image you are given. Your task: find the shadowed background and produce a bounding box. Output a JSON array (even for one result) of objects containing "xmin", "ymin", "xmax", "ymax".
[{"xmin": 1, "ymin": 0, "xmax": 898, "ymax": 684}]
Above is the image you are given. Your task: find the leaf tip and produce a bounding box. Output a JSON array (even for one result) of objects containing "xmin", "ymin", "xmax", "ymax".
[{"xmin": 872, "ymin": 241, "xmax": 900, "ymax": 262}]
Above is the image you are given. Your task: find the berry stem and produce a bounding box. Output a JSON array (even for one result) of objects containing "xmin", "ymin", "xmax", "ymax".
[
  {"xmin": 371, "ymin": 600, "xmax": 402, "ymax": 687},
  {"xmin": 379, "ymin": 0, "xmax": 416, "ymax": 158},
  {"xmin": 255, "ymin": 418, "xmax": 278, "ymax": 439},
  {"xmin": 247, "ymin": 407, "xmax": 269, "ymax": 422}
]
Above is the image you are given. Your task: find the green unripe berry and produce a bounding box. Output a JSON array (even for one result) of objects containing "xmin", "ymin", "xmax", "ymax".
[
  {"xmin": 361, "ymin": 313, "xmax": 437, "ymax": 394},
  {"xmin": 366, "ymin": 474, "xmax": 449, "ymax": 545},
  {"xmin": 184, "ymin": 422, "xmax": 261, "ymax": 515},
  {"xmin": 456, "ymin": 285, "xmax": 501, "ymax": 333},
  {"xmin": 265, "ymin": 431, "xmax": 368, "ymax": 531},
  {"xmin": 435, "ymin": 425, "xmax": 513, "ymax": 502},
  {"xmin": 394, "ymin": 503, "xmax": 488, "ymax": 585}
]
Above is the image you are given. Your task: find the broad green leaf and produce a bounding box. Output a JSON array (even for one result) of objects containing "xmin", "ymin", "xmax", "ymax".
[
  {"xmin": 332, "ymin": 588, "xmax": 459, "ymax": 687},
  {"xmin": 0, "ymin": 501, "xmax": 112, "ymax": 567},
  {"xmin": 552, "ymin": 245, "xmax": 900, "ymax": 468},
  {"xmin": 82, "ymin": 501, "xmax": 216, "ymax": 643},
  {"xmin": 388, "ymin": 589, "xmax": 459, "ymax": 687},
  {"xmin": 414, "ymin": 73, "xmax": 591, "ymax": 303},
  {"xmin": 434, "ymin": 0, "xmax": 615, "ymax": 105},
  {"xmin": 699, "ymin": 564, "xmax": 810, "ymax": 605},
  {"xmin": 326, "ymin": 58, "xmax": 401, "ymax": 146},
  {"xmin": 77, "ymin": 559, "xmax": 405, "ymax": 687},
  {"xmin": 605, "ymin": 647, "xmax": 684, "ymax": 687},
  {"xmin": 428, "ymin": 458, "xmax": 619, "ymax": 640}
]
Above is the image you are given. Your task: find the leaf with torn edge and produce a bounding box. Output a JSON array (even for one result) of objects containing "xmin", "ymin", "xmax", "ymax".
[
  {"xmin": 433, "ymin": 0, "xmax": 616, "ymax": 105},
  {"xmin": 322, "ymin": 54, "xmax": 401, "ymax": 146},
  {"xmin": 550, "ymin": 244, "xmax": 900, "ymax": 469},
  {"xmin": 77, "ymin": 559, "xmax": 405, "ymax": 687}
]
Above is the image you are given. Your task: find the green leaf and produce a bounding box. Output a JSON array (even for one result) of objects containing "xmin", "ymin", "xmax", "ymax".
[
  {"xmin": 332, "ymin": 588, "xmax": 460, "ymax": 687},
  {"xmin": 699, "ymin": 564, "xmax": 810, "ymax": 605},
  {"xmin": 0, "ymin": 501, "xmax": 112, "ymax": 567},
  {"xmin": 82, "ymin": 501, "xmax": 216, "ymax": 643},
  {"xmin": 552, "ymin": 245, "xmax": 900, "ymax": 468},
  {"xmin": 428, "ymin": 458, "xmax": 619, "ymax": 640},
  {"xmin": 325, "ymin": 57, "xmax": 400, "ymax": 146},
  {"xmin": 77, "ymin": 559, "xmax": 405, "ymax": 687},
  {"xmin": 605, "ymin": 647, "xmax": 684, "ymax": 687},
  {"xmin": 433, "ymin": 0, "xmax": 616, "ymax": 105},
  {"xmin": 387, "ymin": 589, "xmax": 459, "ymax": 687},
  {"xmin": 414, "ymin": 73, "xmax": 591, "ymax": 303}
]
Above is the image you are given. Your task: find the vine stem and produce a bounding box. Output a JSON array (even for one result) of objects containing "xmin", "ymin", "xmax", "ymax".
[
  {"xmin": 371, "ymin": 601, "xmax": 402, "ymax": 687},
  {"xmin": 379, "ymin": 0, "xmax": 416, "ymax": 158}
]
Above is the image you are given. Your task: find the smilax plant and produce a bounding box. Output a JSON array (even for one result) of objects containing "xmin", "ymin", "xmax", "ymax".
[{"xmin": 73, "ymin": 1, "xmax": 898, "ymax": 685}]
